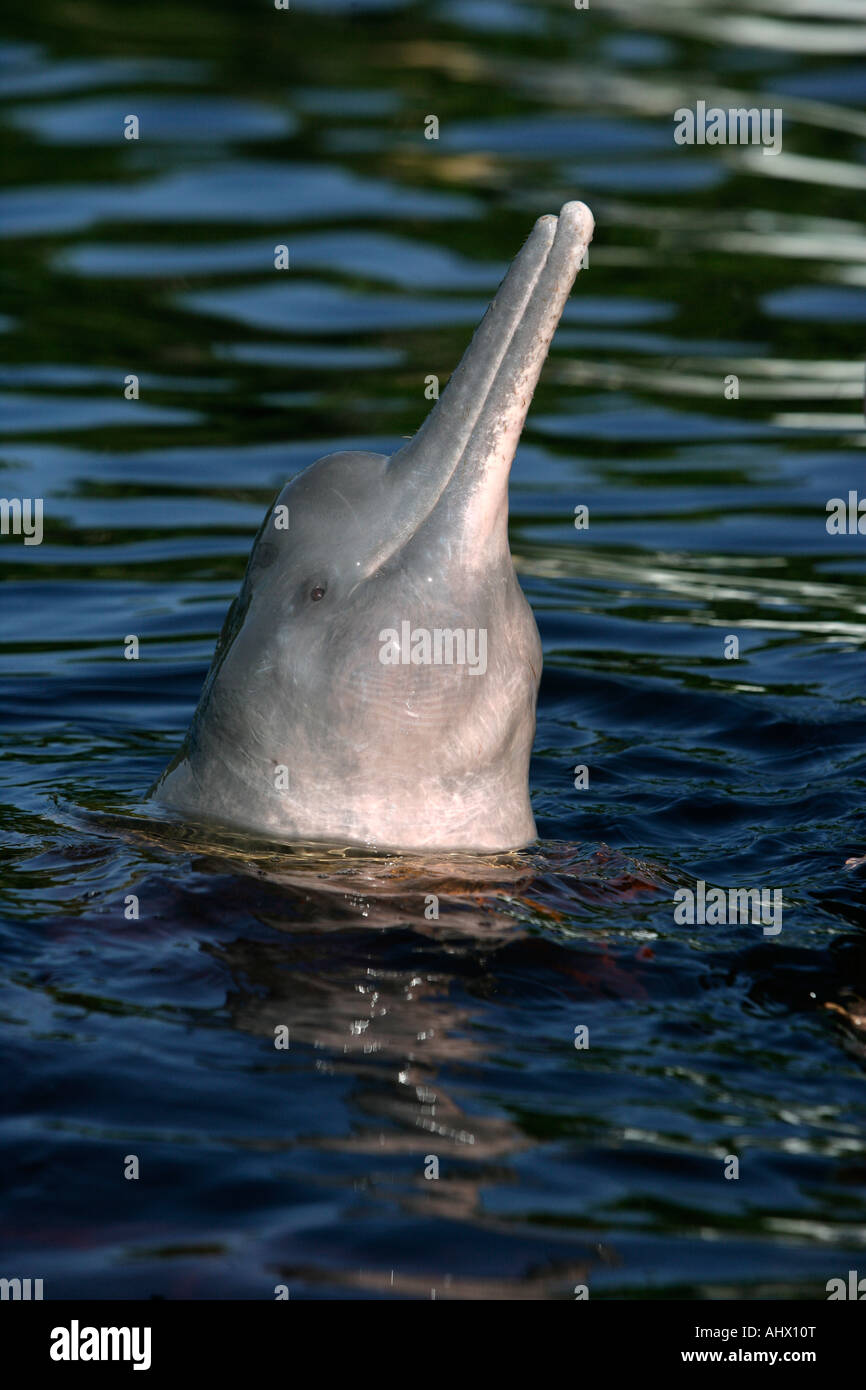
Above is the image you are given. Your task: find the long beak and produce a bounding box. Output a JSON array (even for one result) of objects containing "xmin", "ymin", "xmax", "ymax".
[{"xmin": 385, "ymin": 201, "xmax": 594, "ymax": 554}]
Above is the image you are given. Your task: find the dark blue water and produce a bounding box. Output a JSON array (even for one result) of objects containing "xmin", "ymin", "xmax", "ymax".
[{"xmin": 2, "ymin": 0, "xmax": 866, "ymax": 1299}]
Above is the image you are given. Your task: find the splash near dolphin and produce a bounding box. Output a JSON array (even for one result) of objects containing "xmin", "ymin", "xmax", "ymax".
[{"xmin": 151, "ymin": 201, "xmax": 595, "ymax": 851}]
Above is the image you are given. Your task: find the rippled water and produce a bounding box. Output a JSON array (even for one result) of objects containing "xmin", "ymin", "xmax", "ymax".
[{"xmin": 2, "ymin": 0, "xmax": 866, "ymax": 1299}]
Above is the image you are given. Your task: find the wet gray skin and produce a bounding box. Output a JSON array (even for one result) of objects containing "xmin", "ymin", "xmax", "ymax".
[{"xmin": 151, "ymin": 201, "xmax": 595, "ymax": 852}]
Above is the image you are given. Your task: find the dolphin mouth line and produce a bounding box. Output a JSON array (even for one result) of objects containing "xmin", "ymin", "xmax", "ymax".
[{"xmin": 375, "ymin": 201, "xmax": 595, "ymax": 567}]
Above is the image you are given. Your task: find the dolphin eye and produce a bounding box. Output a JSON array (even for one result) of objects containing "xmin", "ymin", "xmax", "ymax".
[{"xmin": 310, "ymin": 584, "xmax": 326, "ymax": 601}]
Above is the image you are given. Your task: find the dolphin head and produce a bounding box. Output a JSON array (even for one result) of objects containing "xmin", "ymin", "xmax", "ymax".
[{"xmin": 152, "ymin": 201, "xmax": 594, "ymax": 852}]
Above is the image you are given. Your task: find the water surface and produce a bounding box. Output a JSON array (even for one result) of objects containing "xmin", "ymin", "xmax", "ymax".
[{"xmin": 1, "ymin": 0, "xmax": 866, "ymax": 1299}]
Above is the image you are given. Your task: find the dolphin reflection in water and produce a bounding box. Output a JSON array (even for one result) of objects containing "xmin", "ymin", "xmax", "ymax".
[{"xmin": 122, "ymin": 820, "xmax": 661, "ymax": 1299}]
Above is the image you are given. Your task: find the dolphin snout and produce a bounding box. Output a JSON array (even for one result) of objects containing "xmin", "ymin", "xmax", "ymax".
[
  {"xmin": 458, "ymin": 200, "xmax": 594, "ymax": 477},
  {"xmin": 387, "ymin": 201, "xmax": 594, "ymax": 550}
]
